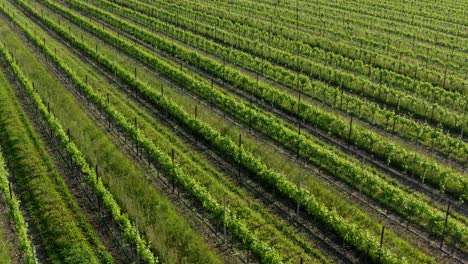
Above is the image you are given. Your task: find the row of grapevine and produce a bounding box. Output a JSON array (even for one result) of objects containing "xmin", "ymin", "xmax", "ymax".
[
  {"xmin": 305, "ymin": 0, "xmax": 466, "ymax": 36},
  {"xmin": 0, "ymin": 27, "xmax": 157, "ymax": 264},
  {"xmin": 0, "ymin": 134, "xmax": 35, "ymax": 263},
  {"xmin": 207, "ymin": 0, "xmax": 466, "ymax": 79},
  {"xmin": 24, "ymin": 0, "xmax": 467, "ymax": 254},
  {"xmin": 0, "ymin": 46, "xmax": 112, "ymax": 263},
  {"xmin": 97, "ymin": 0, "xmax": 467, "ymax": 165},
  {"xmin": 3, "ymin": 4, "xmax": 307, "ymax": 262},
  {"xmin": 57, "ymin": 0, "xmax": 466, "ymax": 201},
  {"xmin": 145, "ymin": 0, "xmax": 465, "ymax": 93}
]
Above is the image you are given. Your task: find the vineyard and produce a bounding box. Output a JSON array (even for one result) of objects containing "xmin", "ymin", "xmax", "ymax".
[{"xmin": 0, "ymin": 0, "xmax": 466, "ymax": 263}]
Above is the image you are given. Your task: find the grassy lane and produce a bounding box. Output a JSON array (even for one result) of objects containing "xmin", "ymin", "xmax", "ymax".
[
  {"xmin": 92, "ymin": 0, "xmax": 467, "ymax": 172},
  {"xmin": 0, "ymin": 73, "xmax": 17, "ymax": 264},
  {"xmin": 0, "ymin": 33, "xmax": 112, "ymax": 264},
  {"xmin": 0, "ymin": 230, "xmax": 12, "ymax": 263},
  {"xmin": 0, "ymin": 71, "xmax": 36, "ymax": 264},
  {"xmin": 11, "ymin": 0, "xmax": 452, "ymax": 262},
  {"xmin": 55, "ymin": 0, "xmax": 467, "ymax": 204},
  {"xmin": 24, "ymin": 0, "xmax": 468, "ymax": 258},
  {"xmin": 200, "ymin": 0, "xmax": 467, "ymax": 78},
  {"xmin": 0, "ymin": 5, "xmax": 222, "ymax": 264},
  {"xmin": 0, "ymin": 200, "xmax": 13, "ymax": 264},
  {"xmin": 2, "ymin": 2, "xmax": 329, "ymax": 263},
  {"xmin": 35, "ymin": 0, "xmax": 468, "ymax": 238}
]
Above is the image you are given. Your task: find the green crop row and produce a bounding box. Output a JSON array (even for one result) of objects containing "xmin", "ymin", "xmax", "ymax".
[
  {"xmin": 94, "ymin": 0, "xmax": 467, "ymax": 166},
  {"xmin": 3, "ymin": 3, "xmax": 292, "ymax": 262},
  {"xmin": 195, "ymin": 0, "xmax": 467, "ymax": 81},
  {"xmin": 18, "ymin": 0, "xmax": 464, "ymax": 260},
  {"xmin": 56, "ymin": 0, "xmax": 467, "ymax": 201},
  {"xmin": 32, "ymin": 0, "xmax": 468, "ymax": 250},
  {"xmin": 0, "ymin": 125, "xmax": 35, "ymax": 263},
  {"xmin": 0, "ymin": 46, "xmax": 112, "ymax": 263},
  {"xmin": 0, "ymin": 25, "xmax": 156, "ymax": 263},
  {"xmin": 140, "ymin": 0, "xmax": 467, "ymax": 93}
]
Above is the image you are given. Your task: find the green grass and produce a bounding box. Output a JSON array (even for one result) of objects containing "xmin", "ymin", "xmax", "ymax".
[
  {"xmin": 20, "ymin": 0, "xmax": 453, "ymax": 260},
  {"xmin": 0, "ymin": 3, "xmax": 223, "ymax": 263},
  {"xmin": 66, "ymin": 0, "xmax": 466, "ymax": 202},
  {"xmin": 0, "ymin": 69, "xmax": 36, "ymax": 264},
  {"xmin": 16, "ymin": 0, "xmax": 443, "ymax": 261},
  {"xmin": 0, "ymin": 0, "xmax": 464, "ymax": 262},
  {"xmin": 1, "ymin": 2, "xmax": 329, "ymax": 262},
  {"xmin": 0, "ymin": 45, "xmax": 111, "ymax": 263},
  {"xmin": 30, "ymin": 0, "xmax": 464, "ymax": 252},
  {"xmin": 0, "ymin": 219, "xmax": 12, "ymax": 264}
]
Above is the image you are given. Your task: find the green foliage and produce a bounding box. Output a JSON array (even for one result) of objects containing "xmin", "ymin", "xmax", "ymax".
[
  {"xmin": 17, "ymin": 1, "xmax": 438, "ymax": 262},
  {"xmin": 7, "ymin": 0, "xmax": 466, "ymax": 262},
  {"xmin": 30, "ymin": 0, "xmax": 467, "ymax": 251},
  {"xmin": 96, "ymin": 0, "xmax": 468, "ymax": 197},
  {"xmin": 0, "ymin": 48, "xmax": 108, "ymax": 263},
  {"xmin": 0, "ymin": 147, "xmax": 35, "ymax": 263}
]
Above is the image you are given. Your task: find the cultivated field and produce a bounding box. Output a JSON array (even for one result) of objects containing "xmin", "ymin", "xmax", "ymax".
[{"xmin": 0, "ymin": 0, "xmax": 466, "ymax": 263}]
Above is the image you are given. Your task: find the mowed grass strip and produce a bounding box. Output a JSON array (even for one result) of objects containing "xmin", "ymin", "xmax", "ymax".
[
  {"xmin": 0, "ymin": 38, "xmax": 112, "ymax": 264},
  {"xmin": 0, "ymin": 2, "xmax": 223, "ymax": 263}
]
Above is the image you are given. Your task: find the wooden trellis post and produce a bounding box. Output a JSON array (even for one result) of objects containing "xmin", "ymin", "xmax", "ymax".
[
  {"xmin": 223, "ymin": 193, "xmax": 227, "ymax": 243},
  {"xmin": 95, "ymin": 164, "xmax": 100, "ymax": 211},
  {"xmin": 378, "ymin": 226, "xmax": 385, "ymax": 261},
  {"xmin": 171, "ymin": 149, "xmax": 175, "ymax": 193},
  {"xmin": 297, "ymin": 162, "xmax": 304, "ymax": 220},
  {"xmin": 348, "ymin": 115, "xmax": 354, "ymax": 145},
  {"xmin": 440, "ymin": 202, "xmax": 451, "ymax": 249},
  {"xmin": 238, "ymin": 134, "xmax": 242, "ymax": 178}
]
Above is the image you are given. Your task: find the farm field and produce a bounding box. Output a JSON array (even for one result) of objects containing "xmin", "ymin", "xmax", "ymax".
[{"xmin": 0, "ymin": 0, "xmax": 466, "ymax": 263}]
